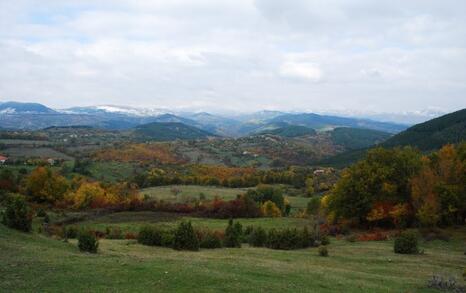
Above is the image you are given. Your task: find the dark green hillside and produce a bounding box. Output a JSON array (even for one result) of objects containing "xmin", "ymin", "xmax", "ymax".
[
  {"xmin": 133, "ymin": 122, "xmax": 214, "ymax": 141},
  {"xmin": 270, "ymin": 113, "xmax": 407, "ymax": 133},
  {"xmin": 382, "ymin": 108, "xmax": 466, "ymax": 150},
  {"xmin": 258, "ymin": 125, "xmax": 316, "ymax": 137},
  {"xmin": 330, "ymin": 127, "xmax": 392, "ymax": 150}
]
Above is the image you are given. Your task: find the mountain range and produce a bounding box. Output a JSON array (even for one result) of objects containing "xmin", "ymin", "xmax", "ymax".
[{"xmin": 0, "ymin": 101, "xmax": 410, "ymax": 137}]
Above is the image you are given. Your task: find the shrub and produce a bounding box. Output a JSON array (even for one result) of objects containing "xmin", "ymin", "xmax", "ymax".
[
  {"xmin": 199, "ymin": 231, "xmax": 223, "ymax": 249},
  {"xmin": 173, "ymin": 221, "xmax": 199, "ymax": 251},
  {"xmin": 394, "ymin": 231, "xmax": 418, "ymax": 254},
  {"xmin": 320, "ymin": 235, "xmax": 330, "ymax": 245},
  {"xmin": 1, "ymin": 196, "xmax": 32, "ymax": 232},
  {"xmin": 161, "ymin": 230, "xmax": 175, "ymax": 247},
  {"xmin": 224, "ymin": 219, "xmax": 242, "ymax": 248},
  {"xmin": 64, "ymin": 226, "xmax": 79, "ymax": 239},
  {"xmin": 78, "ymin": 231, "xmax": 98, "ymax": 253},
  {"xmin": 105, "ymin": 227, "xmax": 123, "ymax": 239},
  {"xmin": 318, "ymin": 246, "xmax": 328, "ymax": 257},
  {"xmin": 137, "ymin": 226, "xmax": 164, "ymax": 246},
  {"xmin": 248, "ymin": 227, "xmax": 267, "ymax": 247},
  {"xmin": 266, "ymin": 228, "xmax": 304, "ymax": 250}
]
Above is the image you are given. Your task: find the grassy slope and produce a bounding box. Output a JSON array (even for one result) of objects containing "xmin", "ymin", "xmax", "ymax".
[
  {"xmin": 71, "ymin": 211, "xmax": 312, "ymax": 232},
  {"xmin": 1, "ymin": 224, "xmax": 465, "ymax": 292}
]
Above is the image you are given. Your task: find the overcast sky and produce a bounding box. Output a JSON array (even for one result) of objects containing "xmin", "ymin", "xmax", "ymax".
[{"xmin": 0, "ymin": 0, "xmax": 465, "ymax": 113}]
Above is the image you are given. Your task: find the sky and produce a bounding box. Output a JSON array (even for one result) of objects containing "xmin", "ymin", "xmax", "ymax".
[{"xmin": 0, "ymin": 0, "xmax": 465, "ymax": 114}]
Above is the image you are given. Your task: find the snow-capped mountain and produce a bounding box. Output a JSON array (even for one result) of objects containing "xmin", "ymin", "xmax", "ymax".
[
  {"xmin": 0, "ymin": 101, "xmax": 57, "ymax": 114},
  {"xmin": 62, "ymin": 105, "xmax": 172, "ymax": 117}
]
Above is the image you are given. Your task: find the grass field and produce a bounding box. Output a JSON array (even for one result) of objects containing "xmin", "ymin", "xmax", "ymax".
[
  {"xmin": 1, "ymin": 224, "xmax": 465, "ymax": 292},
  {"xmin": 141, "ymin": 185, "xmax": 310, "ymax": 211},
  {"xmin": 70, "ymin": 211, "xmax": 312, "ymax": 233},
  {"xmin": 3, "ymin": 147, "xmax": 73, "ymax": 160},
  {"xmin": 88, "ymin": 161, "xmax": 139, "ymax": 182}
]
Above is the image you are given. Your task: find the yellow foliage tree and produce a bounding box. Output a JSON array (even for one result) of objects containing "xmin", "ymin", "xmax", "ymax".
[
  {"xmin": 71, "ymin": 182, "xmax": 117, "ymax": 209},
  {"xmin": 25, "ymin": 166, "xmax": 69, "ymax": 203},
  {"xmin": 261, "ymin": 200, "xmax": 282, "ymax": 217}
]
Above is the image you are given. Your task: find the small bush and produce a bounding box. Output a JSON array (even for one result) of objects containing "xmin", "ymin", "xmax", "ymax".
[
  {"xmin": 1, "ymin": 196, "xmax": 32, "ymax": 232},
  {"xmin": 248, "ymin": 227, "xmax": 267, "ymax": 247},
  {"xmin": 173, "ymin": 221, "xmax": 199, "ymax": 251},
  {"xmin": 64, "ymin": 226, "xmax": 79, "ymax": 239},
  {"xmin": 318, "ymin": 246, "xmax": 328, "ymax": 257},
  {"xmin": 224, "ymin": 219, "xmax": 242, "ymax": 248},
  {"xmin": 320, "ymin": 235, "xmax": 330, "ymax": 246},
  {"xmin": 137, "ymin": 226, "xmax": 164, "ymax": 246},
  {"xmin": 199, "ymin": 231, "xmax": 223, "ymax": 249},
  {"xmin": 266, "ymin": 228, "xmax": 304, "ymax": 250},
  {"xmin": 78, "ymin": 231, "xmax": 98, "ymax": 253},
  {"xmin": 394, "ymin": 231, "xmax": 418, "ymax": 254}
]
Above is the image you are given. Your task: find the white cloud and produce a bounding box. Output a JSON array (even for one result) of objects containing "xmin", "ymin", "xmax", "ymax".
[
  {"xmin": 280, "ymin": 62, "xmax": 322, "ymax": 82},
  {"xmin": 0, "ymin": 0, "xmax": 465, "ymax": 113}
]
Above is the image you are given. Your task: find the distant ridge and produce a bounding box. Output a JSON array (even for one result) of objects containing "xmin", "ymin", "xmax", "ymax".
[
  {"xmin": 382, "ymin": 108, "xmax": 466, "ymax": 150},
  {"xmin": 132, "ymin": 122, "xmax": 215, "ymax": 141}
]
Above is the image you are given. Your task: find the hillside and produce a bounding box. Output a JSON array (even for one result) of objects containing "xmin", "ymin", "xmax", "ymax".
[
  {"xmin": 132, "ymin": 122, "xmax": 214, "ymax": 141},
  {"xmin": 382, "ymin": 108, "xmax": 466, "ymax": 150},
  {"xmin": 270, "ymin": 113, "xmax": 407, "ymax": 133},
  {"xmin": 329, "ymin": 127, "xmax": 392, "ymax": 150},
  {"xmin": 258, "ymin": 125, "xmax": 316, "ymax": 137}
]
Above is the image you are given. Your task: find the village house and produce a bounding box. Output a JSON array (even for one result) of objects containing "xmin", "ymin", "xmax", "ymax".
[{"xmin": 0, "ymin": 155, "xmax": 8, "ymax": 164}]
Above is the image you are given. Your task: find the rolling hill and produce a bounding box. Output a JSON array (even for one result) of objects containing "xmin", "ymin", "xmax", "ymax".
[
  {"xmin": 382, "ymin": 108, "xmax": 466, "ymax": 150},
  {"xmin": 329, "ymin": 127, "xmax": 392, "ymax": 150},
  {"xmin": 257, "ymin": 125, "xmax": 317, "ymax": 137},
  {"xmin": 132, "ymin": 122, "xmax": 215, "ymax": 141},
  {"xmin": 269, "ymin": 113, "xmax": 407, "ymax": 133},
  {"xmin": 320, "ymin": 108, "xmax": 466, "ymax": 167}
]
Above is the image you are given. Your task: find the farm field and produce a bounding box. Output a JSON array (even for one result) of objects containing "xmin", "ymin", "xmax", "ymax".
[
  {"xmin": 1, "ymin": 224, "xmax": 464, "ymax": 292},
  {"xmin": 2, "ymin": 147, "xmax": 73, "ymax": 160},
  {"xmin": 141, "ymin": 185, "xmax": 310, "ymax": 211}
]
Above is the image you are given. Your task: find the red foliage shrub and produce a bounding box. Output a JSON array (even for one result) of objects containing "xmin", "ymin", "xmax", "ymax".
[
  {"xmin": 357, "ymin": 230, "xmax": 390, "ymax": 241},
  {"xmin": 125, "ymin": 232, "xmax": 137, "ymax": 240}
]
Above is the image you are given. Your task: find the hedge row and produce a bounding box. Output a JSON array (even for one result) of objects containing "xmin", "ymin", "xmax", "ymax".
[{"xmin": 137, "ymin": 220, "xmax": 325, "ymax": 251}]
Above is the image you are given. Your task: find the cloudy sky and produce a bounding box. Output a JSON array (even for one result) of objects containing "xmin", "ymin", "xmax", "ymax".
[{"xmin": 1, "ymin": 0, "xmax": 465, "ymax": 113}]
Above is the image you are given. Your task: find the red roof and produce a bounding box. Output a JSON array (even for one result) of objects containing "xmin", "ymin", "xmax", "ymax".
[{"xmin": 0, "ymin": 155, "xmax": 8, "ymax": 161}]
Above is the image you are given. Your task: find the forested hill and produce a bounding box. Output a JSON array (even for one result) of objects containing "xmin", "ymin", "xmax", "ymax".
[
  {"xmin": 132, "ymin": 122, "xmax": 214, "ymax": 141},
  {"xmin": 382, "ymin": 108, "xmax": 466, "ymax": 150}
]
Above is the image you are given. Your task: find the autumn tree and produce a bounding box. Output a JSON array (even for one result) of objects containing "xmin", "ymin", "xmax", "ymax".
[
  {"xmin": 328, "ymin": 147, "xmax": 422, "ymax": 225},
  {"xmin": 25, "ymin": 167, "xmax": 69, "ymax": 203}
]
